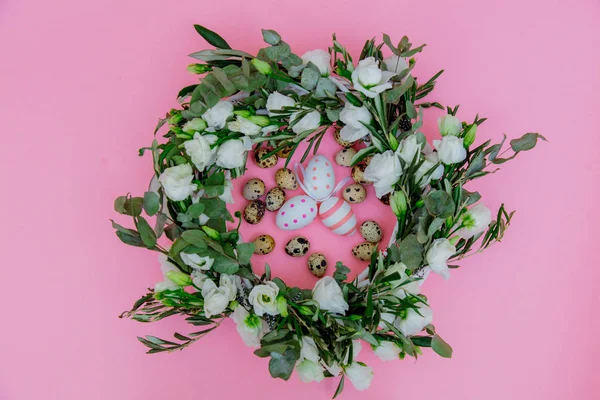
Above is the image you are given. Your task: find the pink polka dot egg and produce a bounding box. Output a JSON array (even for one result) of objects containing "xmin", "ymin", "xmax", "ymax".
[
  {"xmin": 275, "ymin": 195, "xmax": 318, "ymax": 231},
  {"xmin": 301, "ymin": 154, "xmax": 336, "ymax": 201}
]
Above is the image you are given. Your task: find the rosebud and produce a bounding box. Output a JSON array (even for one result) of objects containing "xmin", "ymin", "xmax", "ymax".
[
  {"xmin": 168, "ymin": 110, "xmax": 183, "ymax": 125},
  {"xmin": 187, "ymin": 63, "xmax": 212, "ymax": 74},
  {"xmin": 438, "ymin": 114, "xmax": 462, "ymax": 137},
  {"xmin": 182, "ymin": 118, "xmax": 207, "ymax": 134},
  {"xmin": 248, "ymin": 115, "xmax": 271, "ymax": 127},
  {"xmin": 390, "ymin": 191, "xmax": 407, "ymax": 218},
  {"xmin": 463, "ymin": 124, "xmax": 477, "ymax": 148},
  {"xmin": 165, "ymin": 270, "xmax": 192, "ymax": 286},
  {"xmin": 234, "ymin": 109, "xmax": 252, "ymax": 118},
  {"xmin": 388, "ymin": 133, "xmax": 399, "ymax": 151},
  {"xmin": 251, "ymin": 58, "xmax": 272, "ymax": 75},
  {"xmin": 298, "ymin": 305, "xmax": 314, "ymax": 316},
  {"xmin": 276, "ymin": 295, "xmax": 289, "ymax": 317},
  {"xmin": 202, "ymin": 225, "xmax": 221, "ymax": 241}
]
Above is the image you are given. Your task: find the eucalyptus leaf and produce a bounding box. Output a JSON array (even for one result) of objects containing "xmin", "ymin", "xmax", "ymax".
[
  {"xmin": 136, "ymin": 216, "xmax": 157, "ymax": 248},
  {"xmin": 301, "ymin": 64, "xmax": 320, "ymax": 90},
  {"xmin": 431, "ymin": 334, "xmax": 453, "ymax": 358},
  {"xmin": 261, "ymin": 29, "xmax": 281, "ymax": 45},
  {"xmin": 510, "ymin": 132, "xmax": 547, "ymax": 152},
  {"xmin": 398, "ymin": 235, "xmax": 423, "ymax": 269},
  {"xmin": 143, "ymin": 192, "xmax": 160, "ymax": 216},
  {"xmin": 236, "ymin": 242, "xmax": 255, "ymax": 265},
  {"xmin": 268, "ymin": 348, "xmax": 298, "ymax": 380},
  {"xmin": 423, "ymin": 190, "xmax": 455, "ymax": 219}
]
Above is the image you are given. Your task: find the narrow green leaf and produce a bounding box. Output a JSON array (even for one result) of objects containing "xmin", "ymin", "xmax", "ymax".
[{"xmin": 193, "ymin": 24, "xmax": 231, "ymax": 49}]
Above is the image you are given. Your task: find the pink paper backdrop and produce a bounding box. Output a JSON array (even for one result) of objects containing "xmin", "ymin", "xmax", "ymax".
[{"xmin": 1, "ymin": 0, "xmax": 599, "ymax": 399}]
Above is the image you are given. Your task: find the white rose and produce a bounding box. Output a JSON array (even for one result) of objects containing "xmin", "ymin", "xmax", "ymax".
[
  {"xmin": 433, "ymin": 136, "xmax": 467, "ymax": 164},
  {"xmin": 377, "ymin": 312, "xmax": 396, "ymax": 330},
  {"xmin": 339, "ymin": 103, "xmax": 372, "ymax": 142},
  {"xmin": 363, "ymin": 150, "xmax": 403, "ymax": 198},
  {"xmin": 248, "ymin": 281, "xmax": 280, "ymax": 316},
  {"xmin": 322, "ymin": 361, "xmax": 342, "ymax": 377},
  {"xmin": 301, "ymin": 49, "xmax": 331, "ymax": 77},
  {"xmin": 290, "ymin": 110, "xmax": 321, "ymax": 134},
  {"xmin": 345, "ymin": 362, "xmax": 373, "ymax": 391},
  {"xmin": 182, "ymin": 117, "xmax": 207, "ymax": 134},
  {"xmin": 219, "ymin": 274, "xmax": 239, "ymax": 301},
  {"xmin": 438, "ymin": 114, "xmax": 462, "ymax": 137},
  {"xmin": 397, "ymin": 134, "xmax": 422, "ymax": 164},
  {"xmin": 191, "ymin": 269, "xmax": 208, "ymax": 288},
  {"xmin": 180, "ymin": 253, "xmax": 214, "ymax": 271},
  {"xmin": 218, "ymin": 175, "xmax": 235, "ymax": 204},
  {"xmin": 415, "ymin": 151, "xmax": 444, "ymax": 188},
  {"xmin": 230, "ymin": 306, "xmax": 268, "ymax": 348},
  {"xmin": 158, "ymin": 164, "xmax": 197, "ymax": 201},
  {"xmin": 373, "ymin": 341, "xmax": 402, "ymax": 361},
  {"xmin": 266, "ymin": 92, "xmax": 296, "ymax": 116},
  {"xmin": 154, "ymin": 254, "xmax": 180, "ymax": 292},
  {"xmin": 342, "ymin": 340, "xmax": 363, "ymax": 364},
  {"xmin": 215, "ymin": 139, "xmax": 247, "ymax": 169},
  {"xmin": 227, "ymin": 116, "xmax": 262, "ymax": 136},
  {"xmin": 384, "ymin": 262, "xmax": 420, "ymax": 298},
  {"xmin": 395, "ymin": 303, "xmax": 433, "ymax": 336},
  {"xmin": 301, "ymin": 336, "xmax": 320, "ymax": 363},
  {"xmin": 383, "ymin": 54, "xmax": 409, "ymax": 75},
  {"xmin": 184, "ymin": 133, "xmax": 218, "ymax": 171},
  {"xmin": 201, "ymin": 279, "xmax": 232, "ymax": 318},
  {"xmin": 202, "ymin": 100, "xmax": 233, "ymax": 130},
  {"xmin": 457, "ymin": 203, "xmax": 492, "ymax": 239},
  {"xmin": 351, "ymin": 57, "xmax": 395, "ymax": 98},
  {"xmin": 426, "ymin": 238, "xmax": 456, "ymax": 280},
  {"xmin": 312, "ymin": 276, "xmax": 349, "ymax": 315},
  {"xmin": 296, "ymin": 359, "xmax": 325, "ymax": 383}
]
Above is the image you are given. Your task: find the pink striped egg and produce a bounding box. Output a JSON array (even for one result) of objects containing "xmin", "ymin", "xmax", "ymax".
[
  {"xmin": 275, "ymin": 195, "xmax": 318, "ymax": 231},
  {"xmin": 318, "ymin": 197, "xmax": 356, "ymax": 236},
  {"xmin": 301, "ymin": 154, "xmax": 336, "ymax": 201}
]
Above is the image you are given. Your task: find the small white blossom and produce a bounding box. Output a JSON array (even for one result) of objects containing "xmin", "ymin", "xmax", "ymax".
[
  {"xmin": 154, "ymin": 254, "xmax": 180, "ymax": 292},
  {"xmin": 230, "ymin": 306, "xmax": 268, "ymax": 348},
  {"xmin": 395, "ymin": 303, "xmax": 433, "ymax": 336},
  {"xmin": 184, "ymin": 133, "xmax": 218, "ymax": 172},
  {"xmin": 433, "ymin": 136, "xmax": 467, "ymax": 164},
  {"xmin": 301, "ymin": 49, "xmax": 331, "ymax": 76},
  {"xmin": 426, "ymin": 238, "xmax": 456, "ymax": 280},
  {"xmin": 266, "ymin": 91, "xmax": 296, "ymax": 116},
  {"xmin": 345, "ymin": 362, "xmax": 374, "ymax": 391},
  {"xmin": 373, "ymin": 341, "xmax": 402, "ymax": 361},
  {"xmin": 158, "ymin": 164, "xmax": 197, "ymax": 201},
  {"xmin": 351, "ymin": 57, "xmax": 395, "ymax": 98},
  {"xmin": 312, "ymin": 276, "xmax": 349, "ymax": 315},
  {"xmin": 180, "ymin": 253, "xmax": 214, "ymax": 271},
  {"xmin": 383, "ymin": 54, "xmax": 409, "ymax": 75},
  {"xmin": 296, "ymin": 359, "xmax": 325, "ymax": 383},
  {"xmin": 339, "ymin": 103, "xmax": 372, "ymax": 142},
  {"xmin": 227, "ymin": 116, "xmax": 262, "ymax": 136},
  {"xmin": 290, "ymin": 110, "xmax": 321, "ymax": 134},
  {"xmin": 363, "ymin": 150, "xmax": 403, "ymax": 198},
  {"xmin": 248, "ymin": 281, "xmax": 280, "ymax": 316},
  {"xmin": 457, "ymin": 203, "xmax": 492, "ymax": 239},
  {"xmin": 202, "ymin": 100, "xmax": 233, "ymax": 130},
  {"xmin": 397, "ymin": 134, "xmax": 422, "ymax": 164},
  {"xmin": 438, "ymin": 114, "xmax": 462, "ymax": 137}
]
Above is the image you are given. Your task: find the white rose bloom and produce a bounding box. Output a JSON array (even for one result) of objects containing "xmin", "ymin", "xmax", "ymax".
[
  {"xmin": 415, "ymin": 151, "xmax": 444, "ymax": 188},
  {"xmin": 339, "ymin": 103, "xmax": 372, "ymax": 142},
  {"xmin": 438, "ymin": 114, "xmax": 462, "ymax": 137},
  {"xmin": 397, "ymin": 134, "xmax": 422, "ymax": 164},
  {"xmin": 227, "ymin": 116, "xmax": 262, "ymax": 136},
  {"xmin": 230, "ymin": 306, "xmax": 268, "ymax": 348},
  {"xmin": 248, "ymin": 281, "xmax": 281, "ymax": 316},
  {"xmin": 322, "ymin": 361, "xmax": 342, "ymax": 377},
  {"xmin": 301, "ymin": 336, "xmax": 320, "ymax": 363},
  {"xmin": 342, "ymin": 340, "xmax": 363, "ymax": 364},
  {"xmin": 457, "ymin": 203, "xmax": 492, "ymax": 239},
  {"xmin": 377, "ymin": 312, "xmax": 396, "ymax": 330},
  {"xmin": 312, "ymin": 276, "xmax": 349, "ymax": 315},
  {"xmin": 296, "ymin": 359, "xmax": 325, "ymax": 383},
  {"xmin": 219, "ymin": 274, "xmax": 239, "ymax": 301},
  {"xmin": 266, "ymin": 92, "xmax": 296, "ymax": 116},
  {"xmin": 154, "ymin": 254, "xmax": 180, "ymax": 292},
  {"xmin": 219, "ymin": 175, "xmax": 235, "ymax": 204},
  {"xmin": 158, "ymin": 164, "xmax": 197, "ymax": 201},
  {"xmin": 216, "ymin": 139, "xmax": 247, "ymax": 169},
  {"xmin": 384, "ymin": 262, "xmax": 420, "ymax": 298},
  {"xmin": 201, "ymin": 279, "xmax": 232, "ymax": 318},
  {"xmin": 395, "ymin": 303, "xmax": 433, "ymax": 336},
  {"xmin": 184, "ymin": 133, "xmax": 218, "ymax": 171},
  {"xmin": 351, "ymin": 57, "xmax": 395, "ymax": 98},
  {"xmin": 373, "ymin": 341, "xmax": 402, "ymax": 361},
  {"xmin": 191, "ymin": 269, "xmax": 208, "ymax": 288},
  {"xmin": 426, "ymin": 238, "xmax": 456, "ymax": 280},
  {"xmin": 180, "ymin": 253, "xmax": 214, "ymax": 271},
  {"xmin": 201, "ymin": 100, "xmax": 233, "ymax": 130},
  {"xmin": 363, "ymin": 150, "xmax": 403, "ymax": 198},
  {"xmin": 290, "ymin": 110, "xmax": 321, "ymax": 134},
  {"xmin": 345, "ymin": 362, "xmax": 374, "ymax": 391},
  {"xmin": 433, "ymin": 136, "xmax": 467, "ymax": 164},
  {"xmin": 383, "ymin": 54, "xmax": 409, "ymax": 75},
  {"xmin": 182, "ymin": 117, "xmax": 207, "ymax": 134},
  {"xmin": 301, "ymin": 49, "xmax": 331, "ymax": 77}
]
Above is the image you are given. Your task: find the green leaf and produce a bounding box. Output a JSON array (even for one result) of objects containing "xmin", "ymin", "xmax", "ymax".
[
  {"xmin": 236, "ymin": 242, "xmax": 255, "ymax": 265},
  {"xmin": 268, "ymin": 349, "xmax": 298, "ymax": 380},
  {"xmin": 136, "ymin": 216, "xmax": 156, "ymax": 248},
  {"xmin": 193, "ymin": 24, "xmax": 231, "ymax": 49},
  {"xmin": 345, "ymin": 92, "xmax": 363, "ymax": 107},
  {"xmin": 315, "ymin": 77, "xmax": 337, "ymax": 98},
  {"xmin": 410, "ymin": 336, "xmax": 433, "ymax": 347},
  {"xmin": 431, "ymin": 334, "xmax": 453, "ymax": 358},
  {"xmin": 405, "ymin": 100, "xmax": 416, "ymax": 119},
  {"xmin": 466, "ymin": 151, "xmax": 486, "ymax": 178},
  {"xmin": 301, "ymin": 64, "xmax": 320, "ymax": 90},
  {"xmin": 333, "ymin": 261, "xmax": 351, "ymax": 283},
  {"xmin": 510, "ymin": 132, "xmax": 547, "ymax": 152},
  {"xmin": 398, "ymin": 234, "xmax": 423, "ymax": 269},
  {"xmin": 423, "ymin": 190, "xmax": 455, "ymax": 219},
  {"xmin": 187, "ymin": 203, "xmax": 206, "ymax": 218},
  {"xmin": 261, "ymin": 29, "xmax": 281, "ymax": 45},
  {"xmin": 383, "ymin": 76, "xmax": 414, "ymax": 104},
  {"xmin": 115, "ymin": 230, "xmax": 145, "ymax": 248},
  {"xmin": 180, "ymin": 230, "xmax": 208, "ymax": 251},
  {"xmin": 212, "ymin": 255, "xmax": 239, "ymax": 274},
  {"xmin": 154, "ymin": 212, "xmax": 168, "ymax": 238},
  {"xmin": 143, "ymin": 192, "xmax": 160, "ymax": 216},
  {"xmin": 332, "ymin": 375, "xmax": 345, "ymax": 399},
  {"xmin": 114, "ymin": 196, "xmax": 143, "ymax": 216},
  {"xmin": 382, "ymin": 33, "xmax": 399, "ymax": 55}
]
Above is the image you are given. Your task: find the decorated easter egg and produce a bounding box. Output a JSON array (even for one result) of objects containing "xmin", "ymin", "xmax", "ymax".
[
  {"xmin": 318, "ymin": 197, "xmax": 356, "ymax": 236},
  {"xmin": 301, "ymin": 154, "xmax": 336, "ymax": 201},
  {"xmin": 275, "ymin": 195, "xmax": 318, "ymax": 231}
]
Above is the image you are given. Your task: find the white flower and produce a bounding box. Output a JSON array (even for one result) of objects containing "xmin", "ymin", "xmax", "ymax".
[
  {"xmin": 158, "ymin": 164, "xmax": 197, "ymax": 201},
  {"xmin": 395, "ymin": 303, "xmax": 433, "ymax": 336},
  {"xmin": 363, "ymin": 150, "xmax": 403, "ymax": 198},
  {"xmin": 215, "ymin": 139, "xmax": 247, "ymax": 169},
  {"xmin": 351, "ymin": 57, "xmax": 395, "ymax": 98},
  {"xmin": 201, "ymin": 279, "xmax": 232, "ymax": 318},
  {"xmin": 266, "ymin": 92, "xmax": 296, "ymax": 116},
  {"xmin": 312, "ymin": 276, "xmax": 349, "ymax": 315},
  {"xmin": 301, "ymin": 336, "xmax": 320, "ymax": 363},
  {"xmin": 438, "ymin": 114, "xmax": 462, "ymax": 137},
  {"xmin": 345, "ymin": 362, "xmax": 373, "ymax": 391},
  {"xmin": 322, "ymin": 361, "xmax": 342, "ymax": 377},
  {"xmin": 219, "ymin": 175, "xmax": 235, "ymax": 204},
  {"xmin": 180, "ymin": 253, "xmax": 214, "ymax": 271},
  {"xmin": 219, "ymin": 274, "xmax": 239, "ymax": 301},
  {"xmin": 191, "ymin": 269, "xmax": 208, "ymax": 288},
  {"xmin": 227, "ymin": 116, "xmax": 262, "ymax": 136},
  {"xmin": 377, "ymin": 312, "xmax": 396, "ymax": 330},
  {"xmin": 290, "ymin": 110, "xmax": 321, "ymax": 134},
  {"xmin": 339, "ymin": 103, "xmax": 372, "ymax": 142},
  {"xmin": 296, "ymin": 359, "xmax": 325, "ymax": 383},
  {"xmin": 373, "ymin": 341, "xmax": 402, "ymax": 361},
  {"xmin": 384, "ymin": 262, "xmax": 420, "ymax": 298},
  {"xmin": 154, "ymin": 254, "xmax": 180, "ymax": 292},
  {"xmin": 248, "ymin": 281, "xmax": 280, "ymax": 316},
  {"xmin": 184, "ymin": 133, "xmax": 218, "ymax": 171},
  {"xmin": 415, "ymin": 151, "xmax": 444, "ymax": 187},
  {"xmin": 301, "ymin": 49, "xmax": 331, "ymax": 77},
  {"xmin": 182, "ymin": 118, "xmax": 207, "ymax": 134},
  {"xmin": 426, "ymin": 238, "xmax": 456, "ymax": 280},
  {"xmin": 383, "ymin": 54, "xmax": 409, "ymax": 75},
  {"xmin": 433, "ymin": 136, "xmax": 467, "ymax": 164},
  {"xmin": 457, "ymin": 203, "xmax": 492, "ymax": 239},
  {"xmin": 397, "ymin": 134, "xmax": 422, "ymax": 164},
  {"xmin": 202, "ymin": 100, "xmax": 233, "ymax": 130},
  {"xmin": 230, "ymin": 306, "xmax": 268, "ymax": 348}
]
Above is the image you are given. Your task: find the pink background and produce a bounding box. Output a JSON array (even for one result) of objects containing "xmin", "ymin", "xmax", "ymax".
[{"xmin": 1, "ymin": 0, "xmax": 599, "ymax": 399}]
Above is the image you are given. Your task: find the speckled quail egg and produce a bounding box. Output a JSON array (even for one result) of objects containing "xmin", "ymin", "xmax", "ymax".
[
  {"xmin": 360, "ymin": 220, "xmax": 382, "ymax": 243},
  {"xmin": 242, "ymin": 178, "xmax": 266, "ymax": 200},
  {"xmin": 254, "ymin": 148, "xmax": 278, "ymax": 168},
  {"xmin": 265, "ymin": 187, "xmax": 286, "ymax": 212},
  {"xmin": 307, "ymin": 253, "xmax": 328, "ymax": 277},
  {"xmin": 333, "ymin": 127, "xmax": 355, "ymax": 148},
  {"xmin": 275, "ymin": 168, "xmax": 298, "ymax": 190},
  {"xmin": 243, "ymin": 200, "xmax": 266, "ymax": 224},
  {"xmin": 253, "ymin": 234, "xmax": 276, "ymax": 255},
  {"xmin": 285, "ymin": 236, "xmax": 310, "ymax": 257},
  {"xmin": 335, "ymin": 148, "xmax": 357, "ymax": 167},
  {"xmin": 276, "ymin": 145, "xmax": 294, "ymax": 159},
  {"xmin": 352, "ymin": 242, "xmax": 377, "ymax": 261},
  {"xmin": 351, "ymin": 163, "xmax": 372, "ymax": 184},
  {"xmin": 342, "ymin": 183, "xmax": 367, "ymax": 204}
]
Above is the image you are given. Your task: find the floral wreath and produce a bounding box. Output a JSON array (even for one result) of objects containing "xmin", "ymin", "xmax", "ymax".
[{"xmin": 114, "ymin": 25, "xmax": 545, "ymax": 396}]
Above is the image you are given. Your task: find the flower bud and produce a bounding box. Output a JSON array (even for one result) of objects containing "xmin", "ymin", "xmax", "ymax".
[
  {"xmin": 298, "ymin": 305, "xmax": 314, "ymax": 316},
  {"xmin": 390, "ymin": 191, "xmax": 407, "ymax": 218},
  {"xmin": 234, "ymin": 109, "xmax": 252, "ymax": 118},
  {"xmin": 168, "ymin": 110, "xmax": 183, "ymax": 125},
  {"xmin": 248, "ymin": 115, "xmax": 271, "ymax": 127},
  {"xmin": 388, "ymin": 133, "xmax": 399, "ymax": 151},
  {"xmin": 438, "ymin": 114, "xmax": 462, "ymax": 137},
  {"xmin": 463, "ymin": 124, "xmax": 477, "ymax": 148},
  {"xmin": 187, "ymin": 63, "xmax": 212, "ymax": 74},
  {"xmin": 202, "ymin": 226, "xmax": 221, "ymax": 241},
  {"xmin": 182, "ymin": 118, "xmax": 207, "ymax": 134},
  {"xmin": 165, "ymin": 270, "xmax": 192, "ymax": 286},
  {"xmin": 276, "ymin": 295, "xmax": 289, "ymax": 317},
  {"xmin": 251, "ymin": 58, "xmax": 272, "ymax": 75}
]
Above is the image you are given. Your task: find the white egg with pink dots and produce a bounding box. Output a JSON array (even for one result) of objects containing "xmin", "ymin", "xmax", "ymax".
[
  {"xmin": 300, "ymin": 154, "xmax": 336, "ymax": 201},
  {"xmin": 275, "ymin": 195, "xmax": 318, "ymax": 231}
]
